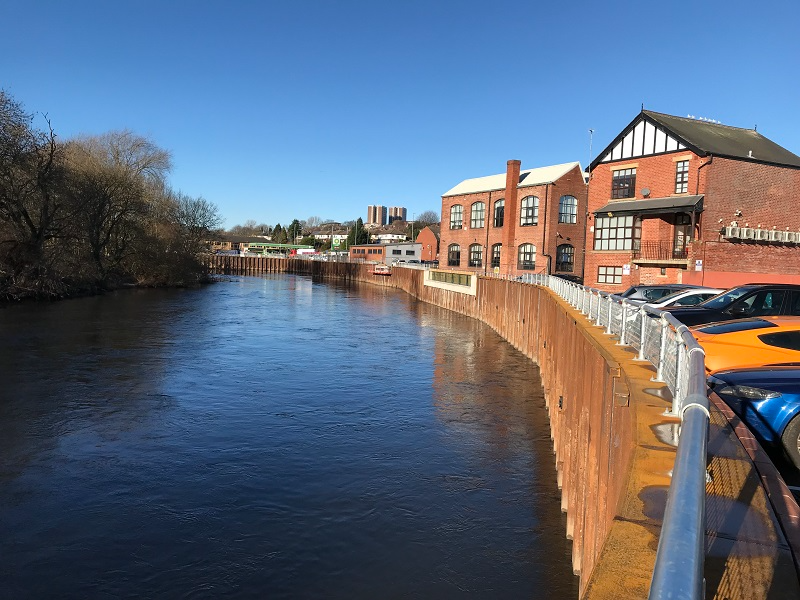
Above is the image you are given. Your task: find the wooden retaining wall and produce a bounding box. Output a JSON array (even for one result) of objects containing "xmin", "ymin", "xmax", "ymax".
[{"xmin": 202, "ymin": 257, "xmax": 652, "ymax": 597}]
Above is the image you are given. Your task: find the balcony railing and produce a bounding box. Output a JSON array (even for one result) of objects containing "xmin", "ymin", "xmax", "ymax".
[{"xmin": 632, "ymin": 241, "xmax": 689, "ymax": 261}]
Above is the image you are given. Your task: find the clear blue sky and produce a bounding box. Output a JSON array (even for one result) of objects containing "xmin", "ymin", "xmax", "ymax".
[{"xmin": 3, "ymin": 0, "xmax": 799, "ymax": 229}]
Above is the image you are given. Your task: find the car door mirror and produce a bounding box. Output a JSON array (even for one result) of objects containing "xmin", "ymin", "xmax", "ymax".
[{"xmin": 728, "ymin": 305, "xmax": 749, "ymax": 316}]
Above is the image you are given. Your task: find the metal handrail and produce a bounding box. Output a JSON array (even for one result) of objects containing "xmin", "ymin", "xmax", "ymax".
[{"xmin": 536, "ymin": 277, "xmax": 707, "ymax": 600}]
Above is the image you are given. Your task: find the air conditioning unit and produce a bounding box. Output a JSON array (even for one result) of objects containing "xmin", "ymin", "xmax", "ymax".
[
  {"xmin": 723, "ymin": 226, "xmax": 740, "ymax": 238},
  {"xmin": 756, "ymin": 228, "xmax": 770, "ymax": 241},
  {"xmin": 790, "ymin": 231, "xmax": 800, "ymax": 244},
  {"xmin": 740, "ymin": 227, "xmax": 755, "ymax": 240},
  {"xmin": 769, "ymin": 229, "xmax": 783, "ymax": 242}
]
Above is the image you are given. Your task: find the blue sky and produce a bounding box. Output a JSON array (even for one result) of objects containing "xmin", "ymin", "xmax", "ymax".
[{"xmin": 3, "ymin": 0, "xmax": 799, "ymax": 229}]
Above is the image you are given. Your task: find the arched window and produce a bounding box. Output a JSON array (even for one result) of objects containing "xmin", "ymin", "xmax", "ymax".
[
  {"xmin": 450, "ymin": 205, "xmax": 463, "ymax": 230},
  {"xmin": 469, "ymin": 244, "xmax": 483, "ymax": 267},
  {"xmin": 520, "ymin": 196, "xmax": 539, "ymax": 226},
  {"xmin": 518, "ymin": 244, "xmax": 536, "ymax": 270},
  {"xmin": 493, "ymin": 199, "xmax": 505, "ymax": 227},
  {"xmin": 491, "ymin": 244, "xmax": 501, "ymax": 268},
  {"xmin": 556, "ymin": 244, "xmax": 574, "ymax": 272},
  {"xmin": 558, "ymin": 195, "xmax": 577, "ymax": 224},
  {"xmin": 448, "ymin": 244, "xmax": 461, "ymax": 266},
  {"xmin": 470, "ymin": 202, "xmax": 485, "ymax": 229}
]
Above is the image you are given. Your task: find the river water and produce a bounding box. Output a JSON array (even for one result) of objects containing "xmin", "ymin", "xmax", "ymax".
[{"xmin": 0, "ymin": 275, "xmax": 577, "ymax": 598}]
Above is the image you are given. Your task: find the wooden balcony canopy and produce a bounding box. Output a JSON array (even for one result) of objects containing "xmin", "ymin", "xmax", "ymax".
[{"xmin": 595, "ymin": 195, "xmax": 704, "ymax": 217}]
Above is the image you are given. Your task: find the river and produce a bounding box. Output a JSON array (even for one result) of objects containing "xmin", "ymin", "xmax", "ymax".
[{"xmin": 0, "ymin": 275, "xmax": 578, "ymax": 598}]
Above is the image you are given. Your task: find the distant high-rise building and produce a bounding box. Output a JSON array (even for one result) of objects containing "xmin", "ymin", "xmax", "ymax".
[
  {"xmin": 367, "ymin": 205, "xmax": 388, "ymax": 226},
  {"xmin": 388, "ymin": 206, "xmax": 407, "ymax": 223}
]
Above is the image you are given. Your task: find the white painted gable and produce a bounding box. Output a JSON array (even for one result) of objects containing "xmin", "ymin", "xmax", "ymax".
[{"xmin": 599, "ymin": 117, "xmax": 685, "ymax": 163}]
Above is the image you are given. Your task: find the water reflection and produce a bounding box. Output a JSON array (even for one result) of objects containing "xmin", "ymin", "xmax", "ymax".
[{"xmin": 0, "ymin": 276, "xmax": 576, "ymax": 598}]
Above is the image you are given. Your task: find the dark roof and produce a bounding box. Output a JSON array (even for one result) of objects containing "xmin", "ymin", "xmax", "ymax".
[
  {"xmin": 643, "ymin": 111, "xmax": 800, "ymax": 168},
  {"xmin": 595, "ymin": 195, "xmax": 703, "ymax": 216}
]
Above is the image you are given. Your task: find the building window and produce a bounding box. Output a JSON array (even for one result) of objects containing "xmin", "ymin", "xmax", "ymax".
[
  {"xmin": 448, "ymin": 244, "xmax": 461, "ymax": 266},
  {"xmin": 392, "ymin": 249, "xmax": 401, "ymax": 255},
  {"xmin": 556, "ymin": 244, "xmax": 574, "ymax": 272},
  {"xmin": 598, "ymin": 266, "xmax": 623, "ymax": 284},
  {"xmin": 491, "ymin": 244, "xmax": 501, "ymax": 268},
  {"xmin": 450, "ymin": 205, "xmax": 463, "ymax": 229},
  {"xmin": 518, "ymin": 243, "xmax": 536, "ymax": 270},
  {"xmin": 675, "ymin": 160, "xmax": 689, "ymax": 194},
  {"xmin": 611, "ymin": 168, "xmax": 636, "ymax": 199},
  {"xmin": 558, "ymin": 195, "xmax": 578, "ymax": 224},
  {"xmin": 469, "ymin": 244, "xmax": 483, "ymax": 267},
  {"xmin": 470, "ymin": 202, "xmax": 485, "ymax": 229},
  {"xmin": 405, "ymin": 250, "xmax": 415, "ymax": 255},
  {"xmin": 520, "ymin": 196, "xmax": 539, "ymax": 226},
  {"xmin": 593, "ymin": 215, "xmax": 642, "ymax": 251},
  {"xmin": 493, "ymin": 199, "xmax": 505, "ymax": 227},
  {"xmin": 673, "ymin": 212, "xmax": 691, "ymax": 258}
]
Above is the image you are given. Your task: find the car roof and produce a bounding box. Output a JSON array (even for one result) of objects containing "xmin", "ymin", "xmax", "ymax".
[{"xmin": 693, "ymin": 316, "xmax": 800, "ymax": 335}]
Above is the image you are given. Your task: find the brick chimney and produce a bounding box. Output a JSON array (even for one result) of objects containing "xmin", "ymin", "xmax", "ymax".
[{"xmin": 500, "ymin": 160, "xmax": 521, "ymax": 274}]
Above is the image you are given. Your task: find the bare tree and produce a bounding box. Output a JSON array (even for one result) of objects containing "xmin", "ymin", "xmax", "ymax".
[
  {"xmin": 415, "ymin": 210, "xmax": 440, "ymax": 228},
  {"xmin": 170, "ymin": 191, "xmax": 223, "ymax": 254},
  {"xmin": 0, "ymin": 90, "xmax": 69, "ymax": 296},
  {"xmin": 66, "ymin": 131, "xmax": 171, "ymax": 278}
]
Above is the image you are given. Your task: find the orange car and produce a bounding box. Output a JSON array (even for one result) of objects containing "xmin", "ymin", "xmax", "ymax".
[{"xmin": 692, "ymin": 317, "xmax": 800, "ymax": 373}]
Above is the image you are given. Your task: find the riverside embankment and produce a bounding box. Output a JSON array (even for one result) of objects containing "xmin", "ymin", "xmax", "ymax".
[{"xmin": 207, "ymin": 255, "xmax": 800, "ymax": 599}]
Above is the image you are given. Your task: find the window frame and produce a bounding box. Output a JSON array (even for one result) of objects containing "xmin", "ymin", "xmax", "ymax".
[
  {"xmin": 611, "ymin": 168, "xmax": 636, "ymax": 199},
  {"xmin": 597, "ymin": 266, "xmax": 623, "ymax": 285},
  {"xmin": 555, "ymin": 244, "xmax": 575, "ymax": 272},
  {"xmin": 675, "ymin": 160, "xmax": 689, "ymax": 194},
  {"xmin": 518, "ymin": 243, "xmax": 536, "ymax": 271},
  {"xmin": 447, "ymin": 243, "xmax": 461, "ymax": 267},
  {"xmin": 520, "ymin": 196, "xmax": 539, "ymax": 226},
  {"xmin": 593, "ymin": 215, "xmax": 642, "ymax": 251},
  {"xmin": 491, "ymin": 244, "xmax": 501, "ymax": 268},
  {"xmin": 468, "ymin": 244, "xmax": 483, "ymax": 267},
  {"xmin": 470, "ymin": 201, "xmax": 485, "ymax": 229},
  {"xmin": 558, "ymin": 195, "xmax": 578, "ymax": 224},
  {"xmin": 493, "ymin": 199, "xmax": 505, "ymax": 227},
  {"xmin": 449, "ymin": 204, "xmax": 463, "ymax": 230}
]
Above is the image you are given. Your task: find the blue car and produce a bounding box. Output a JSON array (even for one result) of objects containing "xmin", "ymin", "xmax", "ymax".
[{"xmin": 708, "ymin": 366, "xmax": 800, "ymax": 468}]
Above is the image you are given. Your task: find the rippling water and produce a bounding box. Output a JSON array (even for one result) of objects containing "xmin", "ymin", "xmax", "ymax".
[{"xmin": 0, "ymin": 275, "xmax": 577, "ymax": 598}]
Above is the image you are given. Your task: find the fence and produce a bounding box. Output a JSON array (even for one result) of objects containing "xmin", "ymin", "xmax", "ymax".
[{"xmin": 537, "ymin": 274, "xmax": 708, "ymax": 600}]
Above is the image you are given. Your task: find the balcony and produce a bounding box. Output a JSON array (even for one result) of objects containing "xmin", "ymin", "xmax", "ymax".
[{"xmin": 631, "ymin": 241, "xmax": 689, "ymax": 265}]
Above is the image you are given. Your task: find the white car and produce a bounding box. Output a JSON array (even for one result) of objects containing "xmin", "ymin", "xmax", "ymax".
[{"xmin": 630, "ymin": 287, "xmax": 724, "ymax": 310}]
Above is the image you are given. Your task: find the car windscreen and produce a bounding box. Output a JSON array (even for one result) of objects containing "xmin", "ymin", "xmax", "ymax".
[
  {"xmin": 698, "ymin": 286, "xmax": 757, "ymax": 310},
  {"xmin": 654, "ymin": 290, "xmax": 687, "ymax": 304},
  {"xmin": 696, "ymin": 319, "xmax": 778, "ymax": 335}
]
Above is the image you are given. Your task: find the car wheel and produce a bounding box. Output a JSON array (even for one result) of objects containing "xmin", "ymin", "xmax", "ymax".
[{"xmin": 781, "ymin": 415, "xmax": 800, "ymax": 469}]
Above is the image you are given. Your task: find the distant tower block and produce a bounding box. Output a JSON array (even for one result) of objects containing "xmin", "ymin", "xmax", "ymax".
[
  {"xmin": 367, "ymin": 205, "xmax": 388, "ymax": 226},
  {"xmin": 388, "ymin": 206, "xmax": 407, "ymax": 224}
]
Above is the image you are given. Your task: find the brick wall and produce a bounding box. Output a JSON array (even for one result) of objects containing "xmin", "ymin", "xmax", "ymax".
[
  {"xmin": 585, "ymin": 152, "xmax": 800, "ymax": 291},
  {"xmin": 440, "ymin": 163, "xmax": 587, "ymax": 278}
]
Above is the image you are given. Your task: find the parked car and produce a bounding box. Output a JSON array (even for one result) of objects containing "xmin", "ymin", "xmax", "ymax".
[
  {"xmin": 632, "ymin": 287, "xmax": 724, "ymax": 309},
  {"xmin": 665, "ymin": 284, "xmax": 800, "ymax": 327},
  {"xmin": 692, "ymin": 317, "xmax": 800, "ymax": 373},
  {"xmin": 708, "ymin": 366, "xmax": 800, "ymax": 468},
  {"xmin": 618, "ymin": 284, "xmax": 697, "ymax": 302}
]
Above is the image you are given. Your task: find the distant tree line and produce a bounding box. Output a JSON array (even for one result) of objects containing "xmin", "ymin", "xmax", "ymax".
[{"xmin": 0, "ymin": 90, "xmax": 223, "ymax": 300}]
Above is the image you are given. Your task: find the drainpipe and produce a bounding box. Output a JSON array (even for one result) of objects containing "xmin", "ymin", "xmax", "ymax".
[
  {"xmin": 694, "ymin": 154, "xmax": 712, "ymax": 242},
  {"xmin": 485, "ymin": 190, "xmax": 492, "ymax": 275},
  {"xmin": 541, "ymin": 183, "xmax": 551, "ymax": 274}
]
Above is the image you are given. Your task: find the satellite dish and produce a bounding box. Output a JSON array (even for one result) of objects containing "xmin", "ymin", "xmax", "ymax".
[{"xmin": 641, "ymin": 187, "xmax": 651, "ymax": 197}]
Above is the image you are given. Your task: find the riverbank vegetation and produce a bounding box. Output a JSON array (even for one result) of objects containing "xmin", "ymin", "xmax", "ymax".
[{"xmin": 0, "ymin": 90, "xmax": 223, "ymax": 300}]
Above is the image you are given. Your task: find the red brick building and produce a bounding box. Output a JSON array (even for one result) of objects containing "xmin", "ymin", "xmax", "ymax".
[
  {"xmin": 439, "ymin": 161, "xmax": 587, "ymax": 278},
  {"xmin": 415, "ymin": 225, "xmax": 440, "ymax": 262},
  {"xmin": 585, "ymin": 110, "xmax": 800, "ymax": 291}
]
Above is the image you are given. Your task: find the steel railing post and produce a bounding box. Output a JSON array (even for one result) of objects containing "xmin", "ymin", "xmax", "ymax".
[
  {"xmin": 637, "ymin": 308, "xmax": 648, "ymax": 361},
  {"xmin": 654, "ymin": 316, "xmax": 669, "ymax": 382}
]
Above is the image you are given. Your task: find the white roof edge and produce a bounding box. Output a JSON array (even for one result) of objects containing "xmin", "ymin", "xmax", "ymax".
[{"xmin": 442, "ymin": 161, "xmax": 583, "ymax": 197}]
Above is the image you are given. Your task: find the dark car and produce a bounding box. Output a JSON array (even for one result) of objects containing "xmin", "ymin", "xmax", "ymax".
[
  {"xmin": 708, "ymin": 366, "xmax": 800, "ymax": 468},
  {"xmin": 618, "ymin": 284, "xmax": 697, "ymax": 302},
  {"xmin": 664, "ymin": 284, "xmax": 800, "ymax": 327}
]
